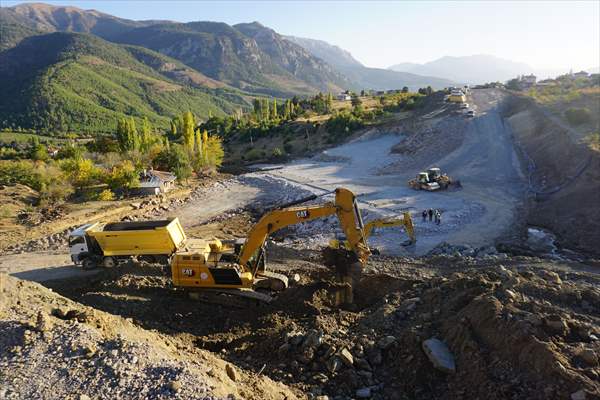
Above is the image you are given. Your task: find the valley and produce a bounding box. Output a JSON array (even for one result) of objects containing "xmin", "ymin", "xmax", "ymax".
[
  {"xmin": 2, "ymin": 88, "xmax": 599, "ymax": 400},
  {"xmin": 0, "ymin": 2, "xmax": 599, "ymax": 400}
]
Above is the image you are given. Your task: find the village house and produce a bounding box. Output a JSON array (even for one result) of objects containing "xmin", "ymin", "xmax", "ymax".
[
  {"xmin": 520, "ymin": 74, "xmax": 537, "ymax": 87},
  {"xmin": 336, "ymin": 93, "xmax": 351, "ymax": 101},
  {"xmin": 134, "ymin": 169, "xmax": 177, "ymax": 196},
  {"xmin": 573, "ymin": 71, "xmax": 589, "ymax": 79}
]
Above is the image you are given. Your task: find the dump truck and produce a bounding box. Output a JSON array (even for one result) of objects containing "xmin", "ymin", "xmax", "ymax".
[
  {"xmin": 408, "ymin": 167, "xmax": 460, "ymax": 191},
  {"xmin": 69, "ymin": 218, "xmax": 187, "ymax": 269}
]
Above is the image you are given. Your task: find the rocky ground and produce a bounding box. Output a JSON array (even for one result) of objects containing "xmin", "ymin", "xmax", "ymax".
[
  {"xmin": 7, "ymin": 246, "xmax": 589, "ymax": 400},
  {"xmin": 0, "ymin": 273, "xmax": 300, "ymax": 400}
]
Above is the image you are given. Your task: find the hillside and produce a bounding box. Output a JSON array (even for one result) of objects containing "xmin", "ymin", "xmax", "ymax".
[
  {"xmin": 234, "ymin": 22, "xmax": 351, "ymax": 93},
  {"xmin": 285, "ymin": 35, "xmax": 454, "ymax": 90},
  {"xmin": 3, "ymin": 3, "xmax": 353, "ymax": 97},
  {"xmin": 389, "ymin": 55, "xmax": 534, "ymax": 84},
  {"xmin": 0, "ymin": 32, "xmax": 250, "ymax": 134}
]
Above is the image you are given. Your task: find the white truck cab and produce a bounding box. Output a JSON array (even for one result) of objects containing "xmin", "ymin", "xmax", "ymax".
[{"xmin": 69, "ymin": 224, "xmax": 93, "ymax": 264}]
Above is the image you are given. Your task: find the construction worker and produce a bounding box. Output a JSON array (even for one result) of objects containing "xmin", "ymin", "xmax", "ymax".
[
  {"xmin": 422, "ymin": 210, "xmax": 427, "ymax": 222},
  {"xmin": 428, "ymin": 208, "xmax": 433, "ymax": 222}
]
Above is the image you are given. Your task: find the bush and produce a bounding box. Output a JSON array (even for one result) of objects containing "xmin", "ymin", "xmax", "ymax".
[
  {"xmin": 106, "ymin": 161, "xmax": 139, "ymax": 192},
  {"xmin": 283, "ymin": 142, "xmax": 293, "ymax": 154},
  {"xmin": 0, "ymin": 159, "xmax": 73, "ymax": 203},
  {"xmin": 97, "ymin": 189, "xmax": 115, "ymax": 201},
  {"xmin": 153, "ymin": 144, "xmax": 192, "ymax": 181},
  {"xmin": 326, "ymin": 111, "xmax": 364, "ymax": 136},
  {"xmin": 564, "ymin": 107, "xmax": 591, "ymax": 126},
  {"xmin": 246, "ymin": 148, "xmax": 262, "ymax": 161},
  {"xmin": 272, "ymin": 147, "xmax": 283, "ymax": 157}
]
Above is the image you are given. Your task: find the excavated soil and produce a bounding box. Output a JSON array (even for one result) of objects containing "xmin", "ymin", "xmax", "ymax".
[{"xmin": 44, "ymin": 247, "xmax": 600, "ymax": 400}]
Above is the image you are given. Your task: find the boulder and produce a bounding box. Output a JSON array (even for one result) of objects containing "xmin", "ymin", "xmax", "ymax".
[{"xmin": 422, "ymin": 338, "xmax": 456, "ymax": 373}]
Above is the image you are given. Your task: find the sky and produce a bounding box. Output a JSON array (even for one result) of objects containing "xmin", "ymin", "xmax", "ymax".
[{"xmin": 4, "ymin": 0, "xmax": 600, "ymax": 71}]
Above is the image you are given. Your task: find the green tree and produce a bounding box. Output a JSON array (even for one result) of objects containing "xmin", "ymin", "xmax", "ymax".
[
  {"xmin": 139, "ymin": 117, "xmax": 153, "ymax": 152},
  {"xmin": 351, "ymin": 95, "xmax": 362, "ymax": 108},
  {"xmin": 402, "ymin": 86, "xmax": 409, "ymax": 93},
  {"xmin": 60, "ymin": 158, "xmax": 101, "ymax": 190},
  {"xmin": 326, "ymin": 92, "xmax": 334, "ymax": 113},
  {"xmin": 271, "ymin": 98, "xmax": 278, "ymax": 120},
  {"xmin": 115, "ymin": 117, "xmax": 139, "ymax": 153},
  {"xmin": 169, "ymin": 119, "xmax": 178, "ymax": 138},
  {"xmin": 182, "ymin": 111, "xmax": 195, "ymax": 152},
  {"xmin": 154, "ymin": 145, "xmax": 192, "ymax": 182},
  {"xmin": 106, "ymin": 160, "xmax": 139, "ymax": 193}
]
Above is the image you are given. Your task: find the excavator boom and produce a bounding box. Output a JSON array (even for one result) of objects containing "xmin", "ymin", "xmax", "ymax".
[{"xmin": 239, "ymin": 188, "xmax": 371, "ymax": 274}]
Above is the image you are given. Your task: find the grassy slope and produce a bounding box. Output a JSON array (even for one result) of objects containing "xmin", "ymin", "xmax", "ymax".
[{"xmin": 0, "ymin": 32, "xmax": 250, "ymax": 135}]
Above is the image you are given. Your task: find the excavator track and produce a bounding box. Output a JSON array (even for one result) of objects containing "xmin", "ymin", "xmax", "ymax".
[
  {"xmin": 254, "ymin": 270, "xmax": 289, "ymax": 291},
  {"xmin": 188, "ymin": 288, "xmax": 274, "ymax": 307}
]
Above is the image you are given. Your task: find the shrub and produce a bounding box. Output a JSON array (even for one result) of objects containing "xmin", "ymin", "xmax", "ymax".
[
  {"xmin": 153, "ymin": 144, "xmax": 192, "ymax": 181},
  {"xmin": 271, "ymin": 147, "xmax": 283, "ymax": 159},
  {"xmin": 564, "ymin": 107, "xmax": 591, "ymax": 126},
  {"xmin": 283, "ymin": 142, "xmax": 293, "ymax": 154},
  {"xmin": 97, "ymin": 189, "xmax": 115, "ymax": 201},
  {"xmin": 246, "ymin": 148, "xmax": 262, "ymax": 161},
  {"xmin": 326, "ymin": 111, "xmax": 364, "ymax": 136},
  {"xmin": 0, "ymin": 160, "xmax": 73, "ymax": 203},
  {"xmin": 106, "ymin": 161, "xmax": 139, "ymax": 192}
]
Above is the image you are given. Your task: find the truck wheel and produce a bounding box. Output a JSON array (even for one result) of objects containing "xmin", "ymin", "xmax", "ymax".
[
  {"xmin": 103, "ymin": 257, "xmax": 116, "ymax": 268},
  {"xmin": 82, "ymin": 258, "xmax": 97, "ymax": 270}
]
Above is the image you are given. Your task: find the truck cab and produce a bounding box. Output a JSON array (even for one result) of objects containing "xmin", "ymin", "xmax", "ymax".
[{"xmin": 69, "ymin": 224, "xmax": 94, "ymax": 264}]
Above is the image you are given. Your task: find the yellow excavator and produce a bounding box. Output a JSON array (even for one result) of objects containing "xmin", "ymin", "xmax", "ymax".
[
  {"xmin": 170, "ymin": 188, "xmax": 371, "ymax": 303},
  {"xmin": 329, "ymin": 211, "xmax": 416, "ymax": 252}
]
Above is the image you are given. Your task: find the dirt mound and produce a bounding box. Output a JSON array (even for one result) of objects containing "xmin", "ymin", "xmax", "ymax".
[
  {"xmin": 43, "ymin": 252, "xmax": 600, "ymax": 400},
  {"xmin": 0, "ymin": 272, "xmax": 300, "ymax": 400}
]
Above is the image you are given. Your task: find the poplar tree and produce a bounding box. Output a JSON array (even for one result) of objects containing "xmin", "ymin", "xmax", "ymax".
[
  {"xmin": 271, "ymin": 98, "xmax": 278, "ymax": 120},
  {"xmin": 182, "ymin": 111, "xmax": 195, "ymax": 152}
]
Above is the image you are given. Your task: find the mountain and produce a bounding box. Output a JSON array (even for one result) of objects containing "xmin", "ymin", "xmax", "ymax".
[
  {"xmin": 2, "ymin": 4, "xmax": 350, "ymax": 97},
  {"xmin": 285, "ymin": 35, "xmax": 454, "ymax": 91},
  {"xmin": 285, "ymin": 36, "xmax": 363, "ymax": 69},
  {"xmin": 0, "ymin": 32, "xmax": 249, "ymax": 134},
  {"xmin": 234, "ymin": 23, "xmax": 351, "ymax": 93},
  {"xmin": 0, "ymin": 2, "xmax": 161, "ymax": 40},
  {"xmin": 388, "ymin": 55, "xmax": 534, "ymax": 84}
]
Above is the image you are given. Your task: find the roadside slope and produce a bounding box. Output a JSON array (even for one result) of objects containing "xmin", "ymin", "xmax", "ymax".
[{"xmin": 503, "ymin": 94, "xmax": 600, "ymax": 256}]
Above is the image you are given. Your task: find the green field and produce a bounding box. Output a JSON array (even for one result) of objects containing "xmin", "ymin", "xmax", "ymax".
[{"xmin": 0, "ymin": 131, "xmax": 68, "ymax": 144}]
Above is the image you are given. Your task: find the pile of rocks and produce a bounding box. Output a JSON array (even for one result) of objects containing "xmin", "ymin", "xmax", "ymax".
[
  {"xmin": 427, "ymin": 241, "xmax": 508, "ymax": 259},
  {"xmin": 275, "ymin": 329, "xmax": 400, "ymax": 398},
  {"xmin": 4, "ymin": 227, "xmax": 75, "ymax": 254}
]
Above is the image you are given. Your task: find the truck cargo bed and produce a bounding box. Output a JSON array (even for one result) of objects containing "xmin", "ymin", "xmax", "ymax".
[{"xmin": 86, "ymin": 218, "xmax": 187, "ymax": 256}]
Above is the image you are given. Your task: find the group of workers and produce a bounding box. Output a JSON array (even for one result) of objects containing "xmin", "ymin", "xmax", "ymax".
[{"xmin": 422, "ymin": 208, "xmax": 442, "ymax": 225}]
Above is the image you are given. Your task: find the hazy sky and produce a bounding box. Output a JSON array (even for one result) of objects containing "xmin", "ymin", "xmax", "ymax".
[{"xmin": 4, "ymin": 1, "xmax": 600, "ymax": 70}]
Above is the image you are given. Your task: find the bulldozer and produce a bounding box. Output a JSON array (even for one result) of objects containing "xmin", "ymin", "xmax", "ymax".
[
  {"xmin": 170, "ymin": 188, "xmax": 371, "ymax": 304},
  {"xmin": 408, "ymin": 167, "xmax": 459, "ymax": 191},
  {"xmin": 329, "ymin": 211, "xmax": 416, "ymax": 252}
]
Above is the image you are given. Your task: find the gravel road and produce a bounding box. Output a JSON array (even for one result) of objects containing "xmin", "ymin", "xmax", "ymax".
[{"xmin": 251, "ymin": 89, "xmax": 527, "ymax": 255}]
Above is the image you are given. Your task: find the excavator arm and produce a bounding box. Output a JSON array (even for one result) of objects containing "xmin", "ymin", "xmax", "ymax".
[
  {"xmin": 363, "ymin": 211, "xmax": 416, "ymax": 245},
  {"xmin": 238, "ymin": 188, "xmax": 371, "ymax": 275}
]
